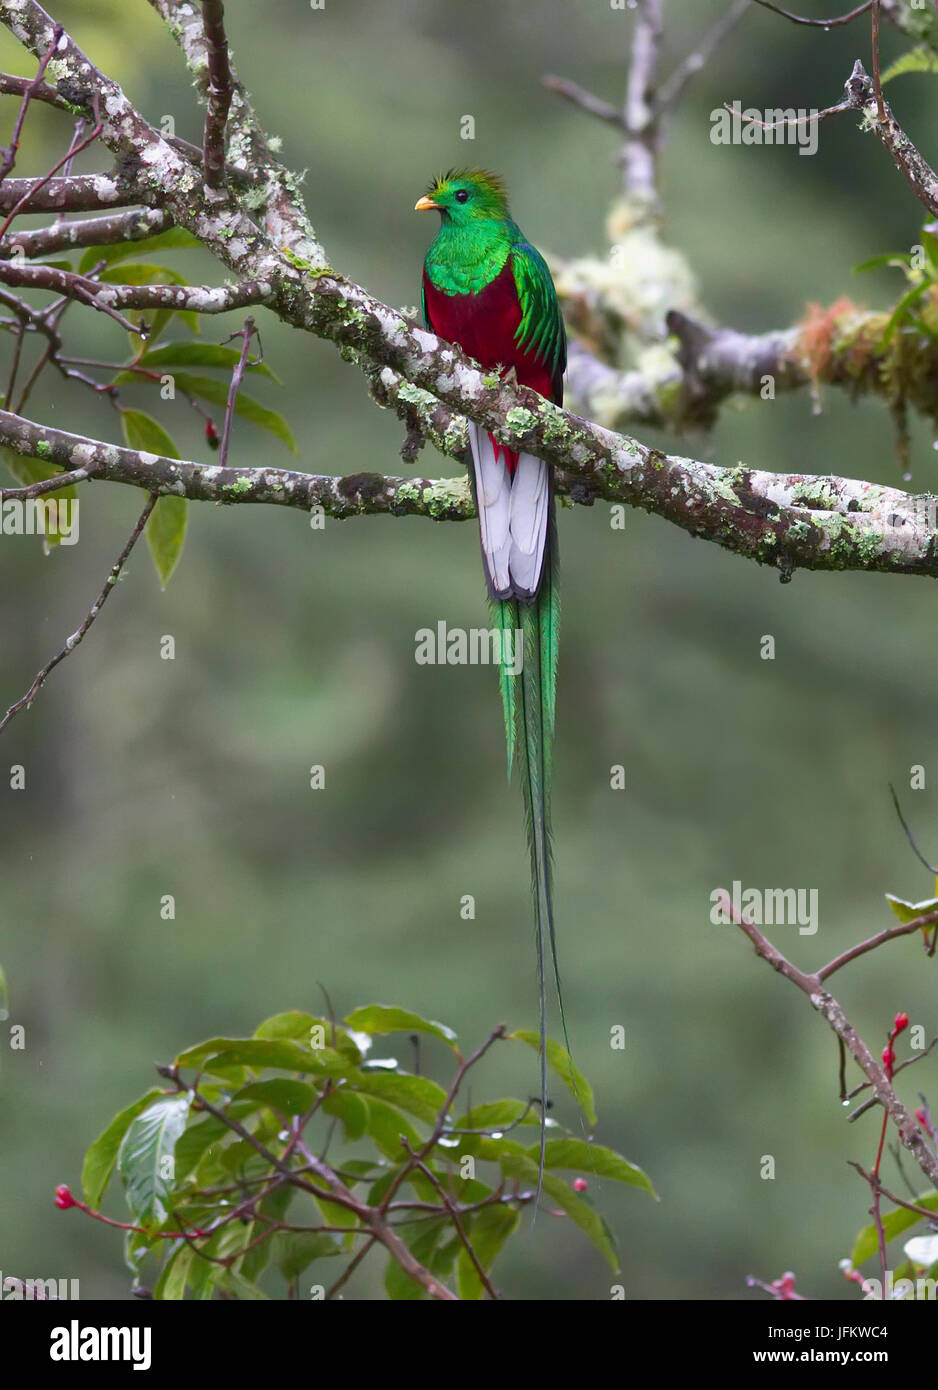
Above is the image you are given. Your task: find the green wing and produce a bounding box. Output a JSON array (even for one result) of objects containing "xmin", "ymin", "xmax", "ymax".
[{"xmin": 509, "ymin": 236, "xmax": 567, "ymax": 401}]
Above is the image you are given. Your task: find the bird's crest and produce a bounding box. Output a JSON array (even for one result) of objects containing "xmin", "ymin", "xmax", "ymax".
[{"xmin": 425, "ymin": 168, "xmax": 510, "ymax": 217}]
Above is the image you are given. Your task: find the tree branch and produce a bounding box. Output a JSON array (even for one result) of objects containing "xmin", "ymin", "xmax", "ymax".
[
  {"xmin": 4, "ymin": 0, "xmax": 938, "ymax": 591},
  {"xmin": 199, "ymin": 0, "xmax": 232, "ymax": 190},
  {"xmin": 0, "ymin": 171, "xmax": 154, "ymax": 213},
  {"xmin": 717, "ymin": 890, "xmax": 938, "ymax": 1191},
  {"xmin": 623, "ymin": 0, "xmax": 664, "ymax": 205},
  {"xmin": 0, "ymin": 258, "xmax": 271, "ymax": 318},
  {"xmin": 1, "ymin": 206, "xmax": 173, "ymax": 259},
  {"xmin": 4, "ymin": 404, "xmax": 938, "ymax": 578}
]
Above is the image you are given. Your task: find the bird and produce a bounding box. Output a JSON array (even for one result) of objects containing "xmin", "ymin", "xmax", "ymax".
[{"xmin": 415, "ymin": 168, "xmax": 568, "ymax": 1193}]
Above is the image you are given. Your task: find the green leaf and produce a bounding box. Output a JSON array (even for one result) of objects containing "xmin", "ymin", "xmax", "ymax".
[
  {"xmin": 508, "ymin": 1030, "xmax": 597, "ymax": 1126},
  {"xmin": 216, "ymin": 1269, "xmax": 270, "ymax": 1300},
  {"xmin": 187, "ymin": 1259, "xmax": 221, "ymax": 1300},
  {"xmin": 432, "ymin": 1233, "xmax": 462, "ymax": 1281},
  {"xmin": 451, "ymin": 1098, "xmax": 539, "ymax": 1132},
  {"xmin": 457, "ymin": 1203, "xmax": 519, "ymax": 1299},
  {"xmin": 78, "ymin": 227, "xmax": 200, "ymax": 273},
  {"xmin": 851, "ymin": 1191, "xmax": 938, "ymax": 1267},
  {"xmin": 128, "ymin": 308, "xmax": 172, "ymax": 350},
  {"xmin": 882, "ymin": 46, "xmax": 938, "ymax": 85},
  {"xmin": 321, "ymin": 1089, "xmax": 369, "ymax": 1141},
  {"xmin": 528, "ymin": 1139, "xmax": 656, "ymax": 1196},
  {"xmin": 350, "ymin": 1070, "xmax": 448, "ymax": 1125},
  {"xmin": 153, "ymin": 1242, "xmax": 194, "ymax": 1300},
  {"xmin": 344, "ymin": 1004, "xmax": 459, "ymax": 1050},
  {"xmin": 233, "ymin": 1078, "xmax": 319, "ymax": 1116},
  {"xmin": 168, "ymin": 372, "xmax": 297, "ymax": 453},
  {"xmin": 254, "ymin": 1011, "xmax": 363, "ymax": 1064},
  {"xmin": 853, "ymin": 253, "xmax": 908, "ymax": 275},
  {"xmin": 274, "ymin": 1229, "xmax": 341, "ymax": 1280},
  {"xmin": 0, "ymin": 449, "xmax": 79, "ymax": 549},
  {"xmin": 137, "ymin": 341, "xmax": 277, "ymax": 380},
  {"xmin": 885, "ymin": 893, "xmax": 938, "ymax": 925},
  {"xmin": 82, "ymin": 1088, "xmax": 165, "ymax": 1208},
  {"xmin": 117, "ymin": 1094, "xmax": 191, "ymax": 1226},
  {"xmin": 172, "ymin": 1116, "xmax": 229, "ymax": 1185},
  {"xmin": 119, "ymin": 409, "xmax": 187, "ymax": 588},
  {"xmin": 123, "ymin": 1227, "xmax": 151, "ymax": 1279},
  {"xmin": 146, "ymin": 494, "xmax": 187, "ymax": 590},
  {"xmin": 99, "ymin": 262, "xmax": 187, "ymax": 287},
  {"xmin": 174, "ymin": 1035, "xmax": 349, "ymax": 1077},
  {"xmin": 384, "ymin": 1221, "xmax": 446, "ymax": 1300},
  {"xmin": 464, "ymin": 1140, "xmax": 619, "ymax": 1269},
  {"xmin": 339, "ymin": 1158, "xmax": 386, "ymax": 1181},
  {"xmin": 362, "ymin": 1096, "xmax": 423, "ymax": 1161},
  {"xmin": 878, "ymin": 280, "xmax": 931, "ymax": 348}
]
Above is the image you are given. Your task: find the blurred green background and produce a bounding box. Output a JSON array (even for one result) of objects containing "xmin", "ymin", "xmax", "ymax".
[{"xmin": 2, "ymin": 0, "xmax": 938, "ymax": 1300}]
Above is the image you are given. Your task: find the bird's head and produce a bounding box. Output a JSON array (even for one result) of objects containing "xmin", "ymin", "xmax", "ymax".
[{"xmin": 414, "ymin": 168, "xmax": 510, "ymax": 225}]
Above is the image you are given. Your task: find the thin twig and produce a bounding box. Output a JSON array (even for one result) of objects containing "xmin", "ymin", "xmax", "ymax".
[
  {"xmin": 402, "ymin": 1143, "xmax": 501, "ymax": 1300},
  {"xmin": 717, "ymin": 889, "xmax": 938, "ymax": 1189},
  {"xmin": 657, "ymin": 0, "xmax": 750, "ymax": 110},
  {"xmin": 817, "ymin": 908, "xmax": 938, "ymax": 982},
  {"xmin": 889, "ymin": 784, "xmax": 938, "ymax": 875},
  {"xmin": 218, "ymin": 317, "xmax": 256, "ymax": 468},
  {"xmin": 0, "ymin": 467, "xmax": 91, "ymax": 500},
  {"xmin": 847, "ymin": 1163, "xmax": 938, "ymax": 1224},
  {"xmin": 871, "ymin": 0, "xmax": 884, "ymax": 122},
  {"xmin": 540, "ymin": 75, "xmax": 623, "ymax": 129},
  {"xmin": 377, "ymin": 1025, "xmax": 508, "ymax": 1217},
  {"xmin": 0, "ymin": 93, "xmax": 102, "ymax": 241},
  {"xmin": 751, "ymin": 0, "xmax": 872, "ymax": 25},
  {"xmin": 0, "ymin": 23, "xmax": 62, "ymax": 183},
  {"xmin": 0, "ymin": 493, "xmax": 156, "ymax": 735}
]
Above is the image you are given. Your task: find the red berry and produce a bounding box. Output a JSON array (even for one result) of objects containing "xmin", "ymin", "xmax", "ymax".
[
  {"xmin": 205, "ymin": 420, "xmax": 220, "ymax": 451},
  {"xmin": 55, "ymin": 1184, "xmax": 75, "ymax": 1210},
  {"xmin": 572, "ymin": 1177, "xmax": 588, "ymax": 1193},
  {"xmin": 894, "ymin": 1012, "xmax": 910, "ymax": 1033}
]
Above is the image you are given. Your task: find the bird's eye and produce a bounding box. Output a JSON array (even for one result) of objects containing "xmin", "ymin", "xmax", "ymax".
[{"xmin": 454, "ymin": 189, "xmax": 469, "ymax": 203}]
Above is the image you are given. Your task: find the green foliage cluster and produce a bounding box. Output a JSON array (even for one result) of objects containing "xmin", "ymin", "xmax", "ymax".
[{"xmin": 79, "ymin": 1006, "xmax": 652, "ymax": 1300}]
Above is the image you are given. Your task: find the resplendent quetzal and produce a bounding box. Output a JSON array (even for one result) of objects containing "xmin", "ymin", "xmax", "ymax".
[{"xmin": 416, "ymin": 169, "xmax": 568, "ymax": 1185}]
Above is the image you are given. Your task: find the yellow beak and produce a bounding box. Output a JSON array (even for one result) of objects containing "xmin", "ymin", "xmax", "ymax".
[{"xmin": 414, "ymin": 195, "xmax": 439, "ymax": 212}]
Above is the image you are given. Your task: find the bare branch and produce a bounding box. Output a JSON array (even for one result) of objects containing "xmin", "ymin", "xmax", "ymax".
[
  {"xmin": 0, "ymin": 21, "xmax": 62, "ymax": 182},
  {"xmin": 0, "ymin": 409, "xmax": 474, "ymax": 520},
  {"xmin": 540, "ymin": 75, "xmax": 624, "ymax": 129},
  {"xmin": 0, "ymin": 93, "xmax": 103, "ymax": 239},
  {"xmin": 0, "ymin": 172, "xmax": 152, "ymax": 213},
  {"xmin": 751, "ymin": 0, "xmax": 872, "ymax": 25},
  {"xmin": 657, "ymin": 1, "xmax": 751, "ymax": 110},
  {"xmin": 0, "ymin": 493, "xmax": 156, "ymax": 735},
  {"xmin": 1, "ymin": 207, "xmax": 173, "ymax": 259},
  {"xmin": 0, "ymin": 68, "xmax": 70, "ymax": 111},
  {"xmin": 200, "ymin": 1, "xmax": 232, "ymax": 189},
  {"xmin": 717, "ymin": 889, "xmax": 938, "ymax": 1190},
  {"xmin": 845, "ymin": 61, "xmax": 938, "ymax": 218},
  {"xmin": 217, "ymin": 316, "xmax": 256, "ymax": 468},
  {"xmin": 0, "ymin": 259, "xmax": 271, "ymax": 322},
  {"xmin": 623, "ymin": 0, "xmax": 664, "ymax": 203}
]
